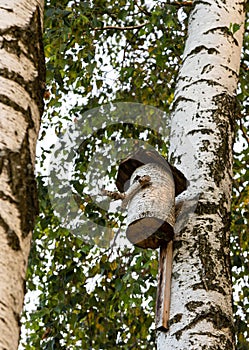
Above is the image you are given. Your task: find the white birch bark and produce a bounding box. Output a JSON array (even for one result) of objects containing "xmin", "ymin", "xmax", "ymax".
[
  {"xmin": 157, "ymin": 0, "xmax": 246, "ymax": 349},
  {"xmin": 0, "ymin": 1, "xmax": 45, "ymax": 349}
]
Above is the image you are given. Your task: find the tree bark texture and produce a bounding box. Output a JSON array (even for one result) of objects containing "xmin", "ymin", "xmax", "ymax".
[
  {"xmin": 157, "ymin": 1, "xmax": 246, "ymax": 349},
  {"xmin": 0, "ymin": 1, "xmax": 45, "ymax": 349}
]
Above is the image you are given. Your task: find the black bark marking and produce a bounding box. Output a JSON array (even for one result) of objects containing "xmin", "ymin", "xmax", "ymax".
[
  {"xmin": 0, "ymin": 300, "xmax": 8, "ymax": 308},
  {"xmin": 190, "ymin": 1, "xmax": 212, "ymax": 18},
  {"xmin": 220, "ymin": 64, "xmax": 238, "ymax": 78},
  {"xmin": 0, "ymin": 317, "xmax": 7, "ymax": 325},
  {"xmin": 0, "ymin": 7, "xmax": 13, "ymax": 12},
  {"xmin": 192, "ymin": 0, "xmax": 211, "ymax": 7},
  {"xmin": 195, "ymin": 199, "xmax": 226, "ymax": 216},
  {"xmin": 183, "ymin": 46, "xmax": 219, "ymax": 64},
  {"xmin": 0, "ymin": 190, "xmax": 18, "ymax": 204},
  {"xmin": 208, "ymin": 93, "xmax": 236, "ymax": 186},
  {"xmin": 6, "ymin": 133, "xmax": 39, "ymax": 238},
  {"xmin": 201, "ymin": 64, "xmax": 214, "ymax": 75},
  {"xmin": 0, "ymin": 94, "xmax": 34, "ymax": 128},
  {"xmin": 189, "ymin": 200, "xmax": 232, "ymax": 295},
  {"xmin": 13, "ymin": 310, "xmax": 21, "ymax": 327},
  {"xmin": 187, "ymin": 128, "xmax": 214, "ymax": 136},
  {"xmin": 173, "ymin": 304, "xmax": 234, "ymax": 341},
  {"xmin": 0, "ymin": 6, "xmax": 46, "ymax": 117},
  {"xmin": 197, "ymin": 233, "xmax": 225, "ymax": 294},
  {"xmin": 169, "ymin": 313, "xmax": 183, "ymax": 327},
  {"xmin": 0, "ymin": 135, "xmax": 39, "ymax": 240},
  {"xmin": 190, "ymin": 332, "xmax": 234, "ymax": 350},
  {"xmin": 171, "ymin": 96, "xmax": 196, "ymax": 110},
  {"xmin": 0, "ymin": 216, "xmax": 21, "ymax": 251},
  {"xmin": 181, "ymin": 78, "xmax": 224, "ymax": 92},
  {"xmin": 186, "ymin": 301, "xmax": 204, "ymax": 311},
  {"xmin": 204, "ymin": 26, "xmax": 239, "ymax": 46}
]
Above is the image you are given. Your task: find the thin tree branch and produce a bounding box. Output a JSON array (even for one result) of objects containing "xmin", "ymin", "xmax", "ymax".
[
  {"xmin": 101, "ymin": 175, "xmax": 152, "ymax": 209},
  {"xmin": 93, "ymin": 22, "xmax": 149, "ymax": 31},
  {"xmin": 134, "ymin": 0, "xmax": 152, "ymax": 17}
]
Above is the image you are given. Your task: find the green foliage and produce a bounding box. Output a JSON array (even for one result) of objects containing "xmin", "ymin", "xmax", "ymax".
[
  {"xmin": 231, "ymin": 11, "xmax": 249, "ymax": 347},
  {"xmin": 42, "ymin": 0, "xmax": 187, "ymax": 120},
  {"xmin": 229, "ymin": 22, "xmax": 242, "ymax": 35},
  {"xmin": 23, "ymin": 177, "xmax": 157, "ymax": 349},
  {"xmin": 21, "ymin": 1, "xmax": 249, "ymax": 349},
  {"xmin": 231, "ymin": 130, "xmax": 249, "ymax": 348}
]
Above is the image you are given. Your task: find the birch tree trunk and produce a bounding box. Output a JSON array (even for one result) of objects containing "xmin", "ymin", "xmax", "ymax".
[
  {"xmin": 157, "ymin": 1, "xmax": 246, "ymax": 349},
  {"xmin": 0, "ymin": 1, "xmax": 45, "ymax": 349}
]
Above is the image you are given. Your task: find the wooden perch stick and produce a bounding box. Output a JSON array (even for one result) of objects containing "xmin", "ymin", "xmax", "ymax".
[
  {"xmin": 156, "ymin": 240, "xmax": 173, "ymax": 331},
  {"xmin": 101, "ymin": 175, "xmax": 152, "ymax": 209}
]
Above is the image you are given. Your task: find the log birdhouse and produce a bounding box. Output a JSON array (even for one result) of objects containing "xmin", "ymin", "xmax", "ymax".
[
  {"xmin": 101, "ymin": 148, "xmax": 188, "ymax": 331},
  {"xmin": 116, "ymin": 148, "xmax": 187, "ymax": 249}
]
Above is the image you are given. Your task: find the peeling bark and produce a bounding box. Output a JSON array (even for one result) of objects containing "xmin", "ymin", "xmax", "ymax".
[
  {"xmin": 0, "ymin": 1, "xmax": 45, "ymax": 349},
  {"xmin": 157, "ymin": 0, "xmax": 246, "ymax": 349}
]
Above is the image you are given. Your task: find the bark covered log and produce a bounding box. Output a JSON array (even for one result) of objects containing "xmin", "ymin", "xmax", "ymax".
[{"xmin": 126, "ymin": 163, "xmax": 175, "ymax": 249}]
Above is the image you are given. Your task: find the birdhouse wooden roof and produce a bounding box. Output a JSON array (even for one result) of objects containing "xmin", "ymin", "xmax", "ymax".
[{"xmin": 116, "ymin": 148, "xmax": 188, "ymax": 196}]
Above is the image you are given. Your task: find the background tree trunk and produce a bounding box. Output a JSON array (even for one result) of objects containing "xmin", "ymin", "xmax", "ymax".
[
  {"xmin": 0, "ymin": 1, "xmax": 45, "ymax": 349},
  {"xmin": 157, "ymin": 1, "xmax": 246, "ymax": 349}
]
